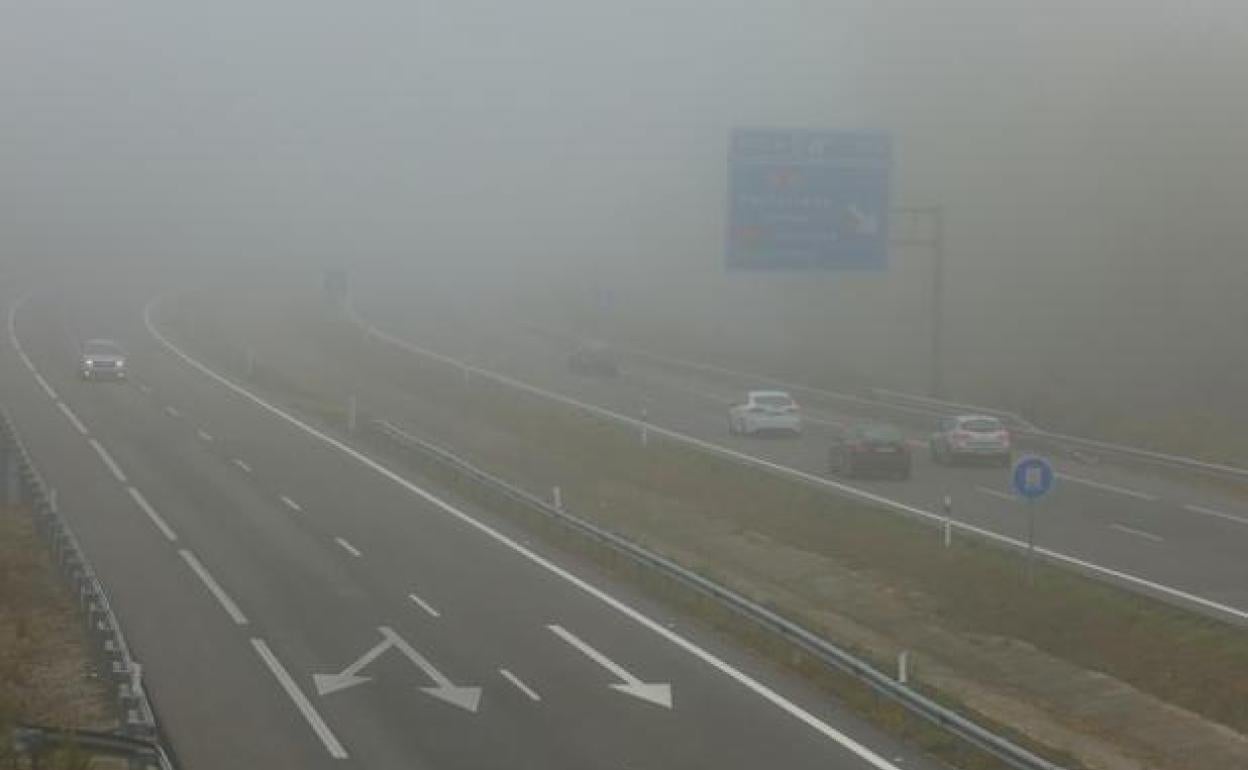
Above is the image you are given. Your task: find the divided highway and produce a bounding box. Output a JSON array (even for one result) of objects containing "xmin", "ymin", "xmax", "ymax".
[
  {"xmin": 355, "ymin": 295, "xmax": 1248, "ymax": 623},
  {"xmin": 1, "ymin": 281, "xmax": 943, "ymax": 768}
]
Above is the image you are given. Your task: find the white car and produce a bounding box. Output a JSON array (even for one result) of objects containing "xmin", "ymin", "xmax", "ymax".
[
  {"xmin": 728, "ymin": 391, "xmax": 802, "ymax": 436},
  {"xmin": 79, "ymin": 338, "xmax": 127, "ymax": 381},
  {"xmin": 930, "ymin": 415, "xmax": 1012, "ymax": 466}
]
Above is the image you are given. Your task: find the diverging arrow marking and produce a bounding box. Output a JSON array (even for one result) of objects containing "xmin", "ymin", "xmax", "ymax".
[
  {"xmin": 313, "ymin": 627, "xmax": 482, "ymax": 713},
  {"xmin": 548, "ymin": 625, "xmax": 672, "ymax": 709}
]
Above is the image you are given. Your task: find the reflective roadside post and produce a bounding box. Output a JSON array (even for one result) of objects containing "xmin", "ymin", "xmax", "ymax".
[
  {"xmin": 1011, "ymin": 456, "xmax": 1055, "ymax": 585},
  {"xmin": 942, "ymin": 495, "xmax": 953, "ymax": 548}
]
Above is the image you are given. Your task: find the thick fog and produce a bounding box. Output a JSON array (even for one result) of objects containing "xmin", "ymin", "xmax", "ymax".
[{"xmin": 3, "ymin": 1, "xmax": 1246, "ymax": 443}]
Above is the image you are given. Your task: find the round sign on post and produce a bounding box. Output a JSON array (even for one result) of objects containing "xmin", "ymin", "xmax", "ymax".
[{"xmin": 1012, "ymin": 456, "xmax": 1055, "ymax": 500}]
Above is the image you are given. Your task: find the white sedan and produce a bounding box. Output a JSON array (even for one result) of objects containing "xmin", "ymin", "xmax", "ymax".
[{"xmin": 728, "ymin": 391, "xmax": 803, "ymax": 436}]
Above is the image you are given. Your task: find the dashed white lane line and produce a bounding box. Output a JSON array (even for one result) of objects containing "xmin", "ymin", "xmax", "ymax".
[
  {"xmin": 178, "ymin": 549, "xmax": 248, "ymax": 625},
  {"xmin": 196, "ymin": 429, "xmax": 214, "ymax": 442},
  {"xmin": 164, "ymin": 405, "xmax": 182, "ymax": 418},
  {"xmin": 499, "ymin": 668, "xmax": 541, "ymax": 701},
  {"xmin": 136, "ymin": 382, "xmax": 152, "ymax": 395},
  {"xmin": 334, "ymin": 537, "xmax": 362, "ymax": 558},
  {"xmin": 1057, "ymin": 473, "xmax": 1158, "ymax": 501},
  {"xmin": 34, "ymin": 373, "xmax": 57, "ymax": 400},
  {"xmin": 407, "ymin": 593, "xmax": 440, "ymax": 618},
  {"xmin": 976, "ymin": 486, "xmax": 1016, "ymax": 503},
  {"xmin": 1184, "ymin": 503, "xmax": 1248, "ymax": 528},
  {"xmin": 1110, "ymin": 523, "xmax": 1165, "ymax": 543},
  {"xmin": 232, "ymin": 458, "xmax": 252, "ymax": 473},
  {"xmin": 57, "ymin": 402, "xmax": 89, "ymax": 435},
  {"xmin": 280, "ymin": 495, "xmax": 303, "ymax": 512},
  {"xmin": 88, "ymin": 439, "xmax": 128, "ymax": 483},
  {"xmin": 127, "ymin": 487, "xmax": 178, "ymax": 542},
  {"xmin": 251, "ymin": 639, "xmax": 348, "ymax": 759}
]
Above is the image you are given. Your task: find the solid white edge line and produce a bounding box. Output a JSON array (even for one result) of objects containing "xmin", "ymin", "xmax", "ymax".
[
  {"xmin": 280, "ymin": 495, "xmax": 303, "ymax": 512},
  {"xmin": 178, "ymin": 549, "xmax": 249, "ymax": 625},
  {"xmin": 1057, "ymin": 473, "xmax": 1158, "ymax": 501},
  {"xmin": 334, "ymin": 537, "xmax": 362, "ymax": 558},
  {"xmin": 342, "ymin": 305, "xmax": 1248, "ymax": 625},
  {"xmin": 1184, "ymin": 503, "xmax": 1248, "ymax": 527},
  {"xmin": 196, "ymin": 429, "xmax": 214, "ymax": 442},
  {"xmin": 57, "ymin": 401, "xmax": 89, "ymax": 435},
  {"xmin": 1110, "ymin": 523, "xmax": 1165, "ymax": 543},
  {"xmin": 143, "ymin": 295, "xmax": 905, "ymax": 769},
  {"xmin": 127, "ymin": 487, "xmax": 178, "ymax": 542},
  {"xmin": 407, "ymin": 593, "xmax": 441, "ymax": 618},
  {"xmin": 232, "ymin": 458, "xmax": 252, "ymax": 473},
  {"xmin": 88, "ymin": 439, "xmax": 128, "ymax": 483},
  {"xmin": 34, "ymin": 373, "xmax": 57, "ymax": 400},
  {"xmin": 975, "ymin": 486, "xmax": 1017, "ymax": 503},
  {"xmin": 499, "ymin": 668, "xmax": 541, "ymax": 701},
  {"xmin": 251, "ymin": 638, "xmax": 349, "ymax": 759}
]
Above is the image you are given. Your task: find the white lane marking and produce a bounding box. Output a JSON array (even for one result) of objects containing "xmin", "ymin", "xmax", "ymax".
[
  {"xmin": 178, "ymin": 549, "xmax": 248, "ymax": 625},
  {"xmin": 127, "ymin": 487, "xmax": 178, "ymax": 542},
  {"xmin": 498, "ymin": 668, "xmax": 541, "ymax": 701},
  {"xmin": 975, "ymin": 486, "xmax": 1017, "ymax": 503},
  {"xmin": 1057, "ymin": 473, "xmax": 1158, "ymax": 501},
  {"xmin": 548, "ymin": 624, "xmax": 672, "ymax": 708},
  {"xmin": 280, "ymin": 495, "xmax": 303, "ymax": 512},
  {"xmin": 136, "ymin": 382, "xmax": 153, "ymax": 395},
  {"xmin": 232, "ymin": 458, "xmax": 252, "ymax": 473},
  {"xmin": 88, "ymin": 439, "xmax": 128, "ymax": 483},
  {"xmin": 331, "ymin": 308, "xmax": 1248, "ymax": 626},
  {"xmin": 164, "ymin": 405, "xmax": 182, "ymax": 418},
  {"xmin": 57, "ymin": 402, "xmax": 89, "ymax": 435},
  {"xmin": 1110, "ymin": 523, "xmax": 1165, "ymax": 543},
  {"xmin": 34, "ymin": 373, "xmax": 57, "ymax": 400},
  {"xmin": 145, "ymin": 296, "xmax": 909, "ymax": 767},
  {"xmin": 407, "ymin": 593, "xmax": 440, "ymax": 618},
  {"xmin": 196, "ymin": 429, "xmax": 214, "ymax": 442},
  {"xmin": 334, "ymin": 537, "xmax": 362, "ymax": 558},
  {"xmin": 1184, "ymin": 503, "xmax": 1248, "ymax": 528},
  {"xmin": 251, "ymin": 639, "xmax": 348, "ymax": 759}
]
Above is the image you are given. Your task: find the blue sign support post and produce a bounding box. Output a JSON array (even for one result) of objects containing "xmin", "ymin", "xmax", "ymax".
[
  {"xmin": 1012, "ymin": 456, "xmax": 1055, "ymax": 585},
  {"xmin": 726, "ymin": 128, "xmax": 892, "ymax": 270}
]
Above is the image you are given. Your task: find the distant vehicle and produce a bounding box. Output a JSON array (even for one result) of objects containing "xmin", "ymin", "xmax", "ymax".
[
  {"xmin": 828, "ymin": 422, "xmax": 911, "ymax": 479},
  {"xmin": 728, "ymin": 390, "xmax": 802, "ymax": 436},
  {"xmin": 568, "ymin": 341, "xmax": 620, "ymax": 377},
  {"xmin": 930, "ymin": 415, "xmax": 1011, "ymax": 466},
  {"xmin": 79, "ymin": 339, "xmax": 127, "ymax": 381}
]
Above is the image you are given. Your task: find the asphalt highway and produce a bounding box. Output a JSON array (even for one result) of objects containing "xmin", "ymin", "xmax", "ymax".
[{"xmin": 2, "ymin": 279, "xmax": 946, "ymax": 769}]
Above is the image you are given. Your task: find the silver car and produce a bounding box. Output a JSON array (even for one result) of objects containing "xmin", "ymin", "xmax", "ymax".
[
  {"xmin": 930, "ymin": 415, "xmax": 1011, "ymax": 466},
  {"xmin": 80, "ymin": 338, "xmax": 127, "ymax": 381}
]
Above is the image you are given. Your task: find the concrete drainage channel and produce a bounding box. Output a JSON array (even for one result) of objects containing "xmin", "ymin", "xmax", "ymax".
[
  {"xmin": 0, "ymin": 407, "xmax": 176, "ymax": 770},
  {"xmin": 366, "ymin": 418, "xmax": 1066, "ymax": 770}
]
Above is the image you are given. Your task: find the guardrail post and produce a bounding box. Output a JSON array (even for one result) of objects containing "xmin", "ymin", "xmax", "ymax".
[
  {"xmin": 640, "ymin": 407, "xmax": 649, "ymax": 448},
  {"xmin": 552, "ymin": 486, "xmax": 562, "ymax": 511},
  {"xmin": 898, "ymin": 650, "xmax": 909, "ymax": 684},
  {"xmin": 942, "ymin": 495, "xmax": 953, "ymax": 548},
  {"xmin": 347, "ymin": 395, "xmax": 358, "ymax": 434}
]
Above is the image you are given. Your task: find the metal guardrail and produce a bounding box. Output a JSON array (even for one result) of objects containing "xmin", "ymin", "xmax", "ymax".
[
  {"xmin": 0, "ymin": 407, "xmax": 175, "ymax": 770},
  {"xmin": 370, "ymin": 418, "xmax": 1066, "ymax": 770},
  {"xmin": 872, "ymin": 389, "xmax": 1248, "ymax": 483}
]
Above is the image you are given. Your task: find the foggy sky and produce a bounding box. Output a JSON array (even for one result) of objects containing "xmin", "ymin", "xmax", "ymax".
[{"xmin": 3, "ymin": 1, "xmax": 1247, "ymax": 432}]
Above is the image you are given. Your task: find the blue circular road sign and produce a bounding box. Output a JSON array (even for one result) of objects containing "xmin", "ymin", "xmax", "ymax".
[{"xmin": 1012, "ymin": 456, "xmax": 1055, "ymax": 500}]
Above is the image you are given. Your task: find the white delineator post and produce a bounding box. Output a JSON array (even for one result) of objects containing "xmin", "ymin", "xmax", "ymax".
[
  {"xmin": 552, "ymin": 486, "xmax": 562, "ymax": 511},
  {"xmin": 942, "ymin": 495, "xmax": 953, "ymax": 548}
]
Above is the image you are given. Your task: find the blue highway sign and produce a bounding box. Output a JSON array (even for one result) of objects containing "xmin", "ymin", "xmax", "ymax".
[{"xmin": 1012, "ymin": 456, "xmax": 1055, "ymax": 500}]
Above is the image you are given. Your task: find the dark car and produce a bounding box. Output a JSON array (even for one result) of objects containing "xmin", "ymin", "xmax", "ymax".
[
  {"xmin": 828, "ymin": 423, "xmax": 912, "ymax": 480},
  {"xmin": 79, "ymin": 338, "xmax": 127, "ymax": 381},
  {"xmin": 568, "ymin": 342, "xmax": 620, "ymax": 378}
]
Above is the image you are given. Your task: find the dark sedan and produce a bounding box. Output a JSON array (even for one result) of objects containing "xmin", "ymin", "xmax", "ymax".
[{"xmin": 828, "ymin": 423, "xmax": 912, "ymax": 480}]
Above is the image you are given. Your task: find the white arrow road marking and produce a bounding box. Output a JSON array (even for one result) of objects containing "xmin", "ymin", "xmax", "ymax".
[
  {"xmin": 499, "ymin": 669, "xmax": 541, "ymax": 701},
  {"xmin": 253, "ymin": 639, "xmax": 348, "ymax": 759},
  {"xmin": 313, "ymin": 634, "xmax": 395, "ymax": 696},
  {"xmin": 89, "ymin": 439, "xmax": 128, "ymax": 483},
  {"xmin": 549, "ymin": 624, "xmax": 672, "ymax": 709},
  {"xmin": 179, "ymin": 550, "xmax": 248, "ymax": 625},
  {"xmin": 314, "ymin": 627, "xmax": 482, "ymax": 712},
  {"xmin": 57, "ymin": 402, "xmax": 89, "ymax": 435},
  {"xmin": 128, "ymin": 487, "xmax": 178, "ymax": 542},
  {"xmin": 381, "ymin": 626, "xmax": 482, "ymax": 712}
]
